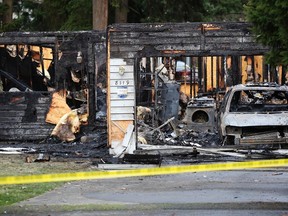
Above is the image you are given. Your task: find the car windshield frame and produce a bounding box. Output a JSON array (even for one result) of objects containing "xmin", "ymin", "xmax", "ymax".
[{"xmin": 228, "ymin": 88, "xmax": 288, "ymax": 113}]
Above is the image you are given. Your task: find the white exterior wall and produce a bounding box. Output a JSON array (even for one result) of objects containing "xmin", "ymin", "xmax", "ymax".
[{"xmin": 109, "ymin": 58, "xmax": 136, "ymax": 157}]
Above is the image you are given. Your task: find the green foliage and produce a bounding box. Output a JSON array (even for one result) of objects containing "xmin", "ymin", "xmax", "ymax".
[
  {"xmin": 1, "ymin": 0, "xmax": 248, "ymax": 31},
  {"xmin": 111, "ymin": 0, "xmax": 122, "ymax": 8},
  {"xmin": 60, "ymin": 0, "xmax": 92, "ymax": 31},
  {"xmin": 2, "ymin": 19, "xmax": 22, "ymax": 31},
  {"xmin": 0, "ymin": 3, "xmax": 8, "ymax": 16},
  {"xmin": 1, "ymin": 0, "xmax": 70, "ymax": 31},
  {"xmin": 37, "ymin": 0, "xmax": 70, "ymax": 31},
  {"xmin": 128, "ymin": 0, "xmax": 207, "ymax": 22},
  {"xmin": 126, "ymin": 0, "xmax": 247, "ymax": 23},
  {"xmin": 204, "ymin": 0, "xmax": 248, "ymax": 21},
  {"xmin": 245, "ymin": 0, "xmax": 288, "ymax": 66},
  {"xmin": 2, "ymin": 0, "xmax": 92, "ymax": 31}
]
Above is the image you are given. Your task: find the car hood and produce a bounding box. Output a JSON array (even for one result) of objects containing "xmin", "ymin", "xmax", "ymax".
[{"xmin": 222, "ymin": 112, "xmax": 288, "ymax": 127}]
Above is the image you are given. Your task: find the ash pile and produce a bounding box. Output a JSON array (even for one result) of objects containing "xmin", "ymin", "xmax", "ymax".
[{"xmin": 0, "ymin": 127, "xmax": 110, "ymax": 161}]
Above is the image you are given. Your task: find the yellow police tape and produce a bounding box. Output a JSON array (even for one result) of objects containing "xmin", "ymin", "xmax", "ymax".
[{"xmin": 0, "ymin": 158, "xmax": 288, "ymax": 185}]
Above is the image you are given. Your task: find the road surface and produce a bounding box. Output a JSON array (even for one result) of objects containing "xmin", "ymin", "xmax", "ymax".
[{"xmin": 3, "ymin": 167, "xmax": 288, "ymax": 216}]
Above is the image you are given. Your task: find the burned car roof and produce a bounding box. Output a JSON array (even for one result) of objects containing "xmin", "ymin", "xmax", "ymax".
[{"xmin": 228, "ymin": 83, "xmax": 288, "ymax": 91}]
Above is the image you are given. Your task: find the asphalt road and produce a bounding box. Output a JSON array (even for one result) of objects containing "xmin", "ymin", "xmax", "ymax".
[{"xmin": 4, "ymin": 167, "xmax": 288, "ymax": 216}]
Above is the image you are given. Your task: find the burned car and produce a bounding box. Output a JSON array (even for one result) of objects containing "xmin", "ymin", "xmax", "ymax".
[{"xmin": 218, "ymin": 83, "xmax": 288, "ymax": 146}]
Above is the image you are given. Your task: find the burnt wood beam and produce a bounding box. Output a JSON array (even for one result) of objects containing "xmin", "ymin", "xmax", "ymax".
[
  {"xmin": 0, "ymin": 69, "xmax": 32, "ymax": 91},
  {"xmin": 109, "ymin": 22, "xmax": 269, "ymax": 59}
]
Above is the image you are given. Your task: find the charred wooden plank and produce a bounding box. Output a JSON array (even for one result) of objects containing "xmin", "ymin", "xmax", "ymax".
[
  {"xmin": 0, "ymin": 116, "xmax": 24, "ymax": 122},
  {"xmin": 0, "ymin": 116, "xmax": 47, "ymax": 123},
  {"xmin": 0, "ymin": 104, "xmax": 27, "ymax": 110},
  {"xmin": 0, "ymin": 111, "xmax": 26, "ymax": 117},
  {"xmin": 0, "ymin": 69, "xmax": 32, "ymax": 91},
  {"xmin": 0, "ymin": 134, "xmax": 51, "ymax": 141},
  {"xmin": 109, "ymin": 22, "xmax": 269, "ymax": 58},
  {"xmin": 0, "ymin": 91, "xmax": 53, "ymax": 141},
  {"xmin": 122, "ymin": 153, "xmax": 162, "ymax": 165},
  {"xmin": 0, "ymin": 122, "xmax": 54, "ymax": 129},
  {"xmin": 0, "ymin": 128, "xmax": 53, "ymax": 136}
]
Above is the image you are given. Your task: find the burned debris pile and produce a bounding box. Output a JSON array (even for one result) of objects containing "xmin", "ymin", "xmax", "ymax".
[
  {"xmin": 0, "ymin": 128, "xmax": 109, "ymax": 161},
  {"xmin": 136, "ymin": 109, "xmax": 220, "ymax": 148},
  {"xmin": 135, "ymin": 56, "xmax": 221, "ymax": 149}
]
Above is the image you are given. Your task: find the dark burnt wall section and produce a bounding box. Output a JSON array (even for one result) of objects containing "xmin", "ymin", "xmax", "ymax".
[
  {"xmin": 0, "ymin": 31, "xmax": 106, "ymax": 142},
  {"xmin": 0, "ymin": 32, "xmax": 56, "ymax": 142},
  {"xmin": 52, "ymin": 31, "xmax": 107, "ymax": 125},
  {"xmin": 109, "ymin": 22, "xmax": 269, "ymax": 58},
  {"xmin": 0, "ymin": 92, "xmax": 53, "ymax": 141}
]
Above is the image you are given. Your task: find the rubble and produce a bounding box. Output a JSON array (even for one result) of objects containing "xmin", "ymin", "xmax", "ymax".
[
  {"xmin": 136, "ymin": 98, "xmax": 220, "ymax": 148},
  {"xmin": 26, "ymin": 153, "xmax": 51, "ymax": 163},
  {"xmin": 0, "ymin": 147, "xmax": 36, "ymax": 154},
  {"xmin": 0, "ymin": 127, "xmax": 109, "ymax": 161}
]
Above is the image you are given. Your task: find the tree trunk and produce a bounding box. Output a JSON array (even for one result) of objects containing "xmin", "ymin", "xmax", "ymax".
[
  {"xmin": 3, "ymin": 0, "xmax": 13, "ymax": 24},
  {"xmin": 115, "ymin": 0, "xmax": 128, "ymax": 23},
  {"xmin": 93, "ymin": 0, "xmax": 108, "ymax": 30}
]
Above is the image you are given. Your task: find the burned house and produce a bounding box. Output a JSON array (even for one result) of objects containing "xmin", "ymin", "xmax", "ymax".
[
  {"xmin": 0, "ymin": 22, "xmax": 286, "ymax": 156},
  {"xmin": 0, "ymin": 31, "xmax": 106, "ymax": 142},
  {"xmin": 106, "ymin": 22, "xmax": 288, "ymax": 156}
]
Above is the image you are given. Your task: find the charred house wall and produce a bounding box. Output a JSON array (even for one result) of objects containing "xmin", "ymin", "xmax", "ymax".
[{"xmin": 0, "ymin": 31, "xmax": 106, "ymax": 142}]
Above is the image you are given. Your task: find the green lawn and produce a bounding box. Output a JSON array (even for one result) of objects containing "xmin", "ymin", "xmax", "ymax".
[
  {"xmin": 0, "ymin": 182, "xmax": 62, "ymax": 206},
  {"xmin": 0, "ymin": 154, "xmax": 93, "ymax": 206}
]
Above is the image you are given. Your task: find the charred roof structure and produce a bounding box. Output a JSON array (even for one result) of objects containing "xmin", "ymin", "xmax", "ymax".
[{"xmin": 108, "ymin": 22, "xmax": 269, "ymax": 57}]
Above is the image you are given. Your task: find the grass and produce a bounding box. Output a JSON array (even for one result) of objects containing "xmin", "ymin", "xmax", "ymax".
[
  {"xmin": 0, "ymin": 154, "xmax": 93, "ymax": 207},
  {"xmin": 0, "ymin": 182, "xmax": 62, "ymax": 206}
]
